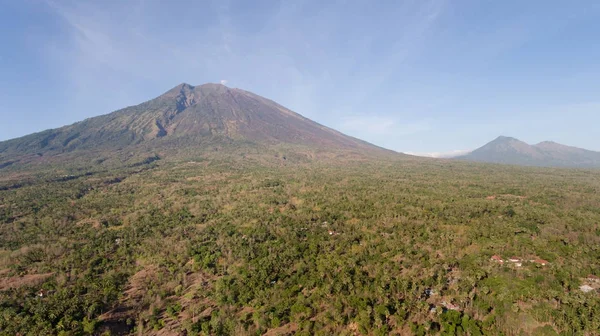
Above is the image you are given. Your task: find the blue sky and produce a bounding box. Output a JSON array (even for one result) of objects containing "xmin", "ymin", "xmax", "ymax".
[{"xmin": 1, "ymin": 0, "xmax": 600, "ymax": 155}]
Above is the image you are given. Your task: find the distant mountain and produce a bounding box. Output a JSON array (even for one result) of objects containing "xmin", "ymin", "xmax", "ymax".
[
  {"xmin": 458, "ymin": 136, "xmax": 600, "ymax": 168},
  {"xmin": 0, "ymin": 83, "xmax": 394, "ymax": 167}
]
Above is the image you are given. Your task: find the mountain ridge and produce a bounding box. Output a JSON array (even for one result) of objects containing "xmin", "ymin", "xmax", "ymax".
[
  {"xmin": 0, "ymin": 83, "xmax": 395, "ymax": 167},
  {"xmin": 459, "ymin": 136, "xmax": 600, "ymax": 168}
]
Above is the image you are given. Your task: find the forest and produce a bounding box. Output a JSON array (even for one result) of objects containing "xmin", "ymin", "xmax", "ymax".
[{"xmin": 0, "ymin": 153, "xmax": 599, "ymax": 335}]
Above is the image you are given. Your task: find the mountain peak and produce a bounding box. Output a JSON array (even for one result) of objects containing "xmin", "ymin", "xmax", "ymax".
[
  {"xmin": 494, "ymin": 135, "xmax": 519, "ymax": 142},
  {"xmin": 162, "ymin": 83, "xmax": 195, "ymax": 98},
  {"xmin": 160, "ymin": 83, "xmax": 233, "ymax": 105},
  {"xmin": 0, "ymin": 83, "xmax": 390, "ymax": 162},
  {"xmin": 459, "ymin": 136, "xmax": 600, "ymax": 168},
  {"xmin": 535, "ymin": 140, "xmax": 559, "ymax": 147},
  {"xmin": 179, "ymin": 82, "xmax": 195, "ymax": 89}
]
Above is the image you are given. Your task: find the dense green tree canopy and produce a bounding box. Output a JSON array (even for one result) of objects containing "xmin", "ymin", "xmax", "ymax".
[{"xmin": 1, "ymin": 154, "xmax": 599, "ymax": 335}]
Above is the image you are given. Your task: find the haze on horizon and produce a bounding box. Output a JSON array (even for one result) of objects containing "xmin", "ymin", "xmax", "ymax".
[{"xmin": 1, "ymin": 1, "xmax": 600, "ymax": 155}]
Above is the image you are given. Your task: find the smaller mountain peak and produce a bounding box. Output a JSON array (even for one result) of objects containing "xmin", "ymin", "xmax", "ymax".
[
  {"xmin": 536, "ymin": 140, "xmax": 557, "ymax": 146},
  {"xmin": 535, "ymin": 141, "xmax": 574, "ymax": 151},
  {"xmin": 493, "ymin": 135, "xmax": 519, "ymax": 142},
  {"xmin": 461, "ymin": 135, "xmax": 600, "ymax": 167}
]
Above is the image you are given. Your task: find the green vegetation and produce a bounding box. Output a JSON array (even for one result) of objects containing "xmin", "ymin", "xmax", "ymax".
[{"xmin": 1, "ymin": 154, "xmax": 599, "ymax": 335}]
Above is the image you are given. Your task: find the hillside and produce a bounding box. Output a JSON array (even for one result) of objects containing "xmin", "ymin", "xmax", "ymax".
[
  {"xmin": 0, "ymin": 83, "xmax": 393, "ymax": 169},
  {"xmin": 459, "ymin": 136, "xmax": 600, "ymax": 168}
]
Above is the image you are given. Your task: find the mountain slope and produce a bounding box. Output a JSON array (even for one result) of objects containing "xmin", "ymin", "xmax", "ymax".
[
  {"xmin": 0, "ymin": 83, "xmax": 392, "ymax": 164},
  {"xmin": 459, "ymin": 136, "xmax": 600, "ymax": 168}
]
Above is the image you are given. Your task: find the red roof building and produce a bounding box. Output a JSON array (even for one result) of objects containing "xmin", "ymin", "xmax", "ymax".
[{"xmin": 490, "ymin": 255, "xmax": 504, "ymax": 263}]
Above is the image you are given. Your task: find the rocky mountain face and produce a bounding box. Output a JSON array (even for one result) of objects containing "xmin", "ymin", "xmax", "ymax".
[
  {"xmin": 0, "ymin": 83, "xmax": 394, "ymax": 167},
  {"xmin": 459, "ymin": 136, "xmax": 600, "ymax": 168}
]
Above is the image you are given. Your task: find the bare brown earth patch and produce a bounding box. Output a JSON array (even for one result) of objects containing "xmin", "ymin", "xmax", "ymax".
[
  {"xmin": 0, "ymin": 272, "xmax": 53, "ymax": 290},
  {"xmin": 76, "ymin": 218, "xmax": 102, "ymax": 229},
  {"xmin": 98, "ymin": 264, "xmax": 220, "ymax": 336},
  {"xmin": 263, "ymin": 322, "xmax": 298, "ymax": 336},
  {"xmin": 486, "ymin": 194, "xmax": 527, "ymax": 200},
  {"xmin": 97, "ymin": 264, "xmax": 160, "ymax": 335},
  {"xmin": 0, "ymin": 172, "xmax": 31, "ymax": 182}
]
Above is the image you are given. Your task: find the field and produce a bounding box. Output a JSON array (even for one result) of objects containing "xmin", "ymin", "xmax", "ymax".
[{"xmin": 1, "ymin": 154, "xmax": 599, "ymax": 335}]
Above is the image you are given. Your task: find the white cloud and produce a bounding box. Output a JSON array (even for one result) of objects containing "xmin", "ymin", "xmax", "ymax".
[
  {"xmin": 404, "ymin": 149, "xmax": 471, "ymax": 158},
  {"xmin": 220, "ymin": 79, "xmax": 228, "ymax": 85}
]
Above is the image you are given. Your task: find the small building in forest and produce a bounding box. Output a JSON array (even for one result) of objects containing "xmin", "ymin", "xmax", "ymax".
[
  {"xmin": 531, "ymin": 259, "xmax": 549, "ymax": 266},
  {"xmin": 490, "ymin": 255, "xmax": 504, "ymax": 263},
  {"xmin": 441, "ymin": 301, "xmax": 460, "ymax": 311},
  {"xmin": 424, "ymin": 288, "xmax": 437, "ymax": 297},
  {"xmin": 587, "ymin": 275, "xmax": 599, "ymax": 283}
]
